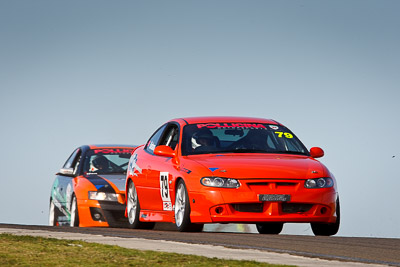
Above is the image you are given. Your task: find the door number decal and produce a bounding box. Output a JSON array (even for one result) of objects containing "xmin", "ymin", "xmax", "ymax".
[{"xmin": 160, "ymin": 172, "xmax": 172, "ymax": 210}]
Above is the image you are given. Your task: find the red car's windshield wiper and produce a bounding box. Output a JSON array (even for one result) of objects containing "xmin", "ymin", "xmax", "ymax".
[
  {"xmin": 272, "ymin": 150, "xmax": 308, "ymax": 155},
  {"xmin": 227, "ymin": 149, "xmax": 269, "ymax": 153}
]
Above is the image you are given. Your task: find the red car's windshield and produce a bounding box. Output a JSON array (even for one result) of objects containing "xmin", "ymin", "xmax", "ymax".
[{"xmin": 181, "ymin": 123, "xmax": 309, "ymax": 156}]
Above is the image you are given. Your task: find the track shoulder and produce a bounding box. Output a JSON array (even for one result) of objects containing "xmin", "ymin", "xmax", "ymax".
[{"xmin": 1, "ymin": 224, "xmax": 399, "ymax": 266}]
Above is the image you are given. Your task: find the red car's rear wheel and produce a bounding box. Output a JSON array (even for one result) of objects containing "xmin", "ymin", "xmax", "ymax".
[
  {"xmin": 256, "ymin": 222, "xmax": 284, "ymax": 234},
  {"xmin": 127, "ymin": 181, "xmax": 154, "ymax": 229}
]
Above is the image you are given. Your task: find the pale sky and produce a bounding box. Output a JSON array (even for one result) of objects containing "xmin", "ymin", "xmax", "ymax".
[{"xmin": 0, "ymin": 0, "xmax": 399, "ymax": 238}]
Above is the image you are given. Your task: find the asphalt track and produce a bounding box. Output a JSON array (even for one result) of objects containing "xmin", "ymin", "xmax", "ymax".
[{"xmin": 1, "ymin": 223, "xmax": 399, "ymax": 266}]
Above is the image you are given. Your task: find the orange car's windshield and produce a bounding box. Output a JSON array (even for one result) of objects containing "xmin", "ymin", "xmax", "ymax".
[
  {"xmin": 83, "ymin": 149, "xmax": 133, "ymax": 175},
  {"xmin": 181, "ymin": 123, "xmax": 309, "ymax": 156}
]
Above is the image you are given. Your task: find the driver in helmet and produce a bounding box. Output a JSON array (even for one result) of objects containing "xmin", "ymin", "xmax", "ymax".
[
  {"xmin": 192, "ymin": 128, "xmax": 218, "ymax": 152},
  {"xmin": 91, "ymin": 155, "xmax": 112, "ymax": 174}
]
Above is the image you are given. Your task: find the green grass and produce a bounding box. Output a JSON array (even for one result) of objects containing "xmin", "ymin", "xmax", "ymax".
[{"xmin": 0, "ymin": 234, "xmax": 294, "ymax": 266}]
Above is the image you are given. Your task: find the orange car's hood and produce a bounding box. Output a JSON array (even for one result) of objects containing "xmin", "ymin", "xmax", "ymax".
[
  {"xmin": 84, "ymin": 174, "xmax": 126, "ymax": 192},
  {"xmin": 187, "ymin": 154, "xmax": 328, "ymax": 179},
  {"xmin": 101, "ymin": 174, "xmax": 126, "ymax": 191}
]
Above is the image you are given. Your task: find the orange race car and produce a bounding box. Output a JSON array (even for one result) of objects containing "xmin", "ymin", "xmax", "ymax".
[
  {"xmin": 49, "ymin": 145, "xmax": 135, "ymax": 227},
  {"xmin": 125, "ymin": 117, "xmax": 340, "ymax": 236}
]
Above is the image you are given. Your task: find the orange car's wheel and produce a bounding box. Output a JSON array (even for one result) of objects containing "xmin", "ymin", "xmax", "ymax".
[
  {"xmin": 48, "ymin": 199, "xmax": 56, "ymax": 226},
  {"xmin": 174, "ymin": 180, "xmax": 203, "ymax": 232},
  {"xmin": 70, "ymin": 195, "xmax": 79, "ymax": 227},
  {"xmin": 256, "ymin": 222, "xmax": 283, "ymax": 234},
  {"xmin": 127, "ymin": 181, "xmax": 154, "ymax": 229},
  {"xmin": 311, "ymin": 198, "xmax": 340, "ymax": 236}
]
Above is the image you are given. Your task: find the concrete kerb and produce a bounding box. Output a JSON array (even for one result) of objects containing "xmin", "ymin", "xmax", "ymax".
[{"xmin": 0, "ymin": 228, "xmax": 387, "ymax": 267}]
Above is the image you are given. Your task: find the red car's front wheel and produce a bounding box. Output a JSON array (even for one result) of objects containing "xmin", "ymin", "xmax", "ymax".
[
  {"xmin": 174, "ymin": 180, "xmax": 203, "ymax": 232},
  {"xmin": 311, "ymin": 198, "xmax": 340, "ymax": 236}
]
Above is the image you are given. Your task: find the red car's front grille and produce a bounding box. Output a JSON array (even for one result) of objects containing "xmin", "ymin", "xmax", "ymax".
[
  {"xmin": 232, "ymin": 203, "xmax": 264, "ymax": 213},
  {"xmin": 281, "ymin": 203, "xmax": 313, "ymax": 213}
]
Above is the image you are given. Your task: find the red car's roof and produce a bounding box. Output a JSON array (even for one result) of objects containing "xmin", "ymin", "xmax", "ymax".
[{"xmin": 172, "ymin": 116, "xmax": 282, "ymax": 125}]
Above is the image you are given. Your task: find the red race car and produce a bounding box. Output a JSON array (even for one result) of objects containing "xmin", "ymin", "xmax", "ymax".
[{"xmin": 125, "ymin": 117, "xmax": 339, "ymax": 235}]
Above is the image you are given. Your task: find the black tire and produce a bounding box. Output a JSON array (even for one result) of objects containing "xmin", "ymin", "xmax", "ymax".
[
  {"xmin": 256, "ymin": 222, "xmax": 284, "ymax": 234},
  {"xmin": 48, "ymin": 199, "xmax": 57, "ymax": 226},
  {"xmin": 127, "ymin": 181, "xmax": 155, "ymax": 229},
  {"xmin": 311, "ymin": 198, "xmax": 340, "ymax": 236},
  {"xmin": 174, "ymin": 180, "xmax": 204, "ymax": 232},
  {"xmin": 70, "ymin": 195, "xmax": 79, "ymax": 227}
]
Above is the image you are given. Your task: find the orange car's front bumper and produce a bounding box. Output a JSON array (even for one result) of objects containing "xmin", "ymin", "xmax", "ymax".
[{"xmin": 77, "ymin": 199, "xmax": 128, "ymax": 227}]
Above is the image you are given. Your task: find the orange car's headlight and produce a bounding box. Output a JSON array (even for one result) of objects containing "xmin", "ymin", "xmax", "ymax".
[
  {"xmin": 200, "ymin": 177, "xmax": 240, "ymax": 188},
  {"xmin": 88, "ymin": 191, "xmax": 118, "ymax": 201}
]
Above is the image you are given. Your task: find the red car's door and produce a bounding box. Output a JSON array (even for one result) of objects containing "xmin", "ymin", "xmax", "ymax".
[
  {"xmin": 138, "ymin": 123, "xmax": 179, "ymax": 212},
  {"xmin": 143, "ymin": 154, "xmax": 174, "ymax": 211}
]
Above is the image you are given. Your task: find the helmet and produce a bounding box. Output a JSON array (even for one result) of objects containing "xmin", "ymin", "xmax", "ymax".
[
  {"xmin": 192, "ymin": 129, "xmax": 215, "ymax": 147},
  {"xmin": 92, "ymin": 155, "xmax": 109, "ymax": 169}
]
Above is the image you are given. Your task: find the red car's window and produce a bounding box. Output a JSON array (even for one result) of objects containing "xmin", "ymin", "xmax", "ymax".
[
  {"xmin": 145, "ymin": 124, "xmax": 167, "ymax": 154},
  {"xmin": 181, "ymin": 123, "xmax": 308, "ymax": 156}
]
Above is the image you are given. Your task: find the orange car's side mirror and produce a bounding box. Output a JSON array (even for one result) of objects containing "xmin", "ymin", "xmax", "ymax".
[
  {"xmin": 310, "ymin": 147, "xmax": 324, "ymax": 158},
  {"xmin": 154, "ymin": 145, "xmax": 176, "ymax": 158},
  {"xmin": 57, "ymin": 168, "xmax": 74, "ymax": 176}
]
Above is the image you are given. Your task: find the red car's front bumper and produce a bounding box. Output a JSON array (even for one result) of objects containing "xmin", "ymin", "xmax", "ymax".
[{"xmin": 189, "ymin": 178, "xmax": 338, "ymax": 224}]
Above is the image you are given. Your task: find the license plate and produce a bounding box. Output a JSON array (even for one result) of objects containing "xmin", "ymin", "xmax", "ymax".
[{"xmin": 258, "ymin": 194, "xmax": 291, "ymax": 202}]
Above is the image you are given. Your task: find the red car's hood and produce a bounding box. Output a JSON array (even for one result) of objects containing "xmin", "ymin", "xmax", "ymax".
[{"xmin": 187, "ymin": 154, "xmax": 327, "ymax": 179}]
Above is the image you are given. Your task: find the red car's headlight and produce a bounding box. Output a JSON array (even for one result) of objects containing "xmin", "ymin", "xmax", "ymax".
[
  {"xmin": 304, "ymin": 178, "xmax": 334, "ymax": 188},
  {"xmin": 200, "ymin": 177, "xmax": 240, "ymax": 188}
]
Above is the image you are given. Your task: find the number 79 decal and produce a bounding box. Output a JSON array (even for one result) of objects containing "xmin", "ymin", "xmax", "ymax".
[
  {"xmin": 160, "ymin": 172, "xmax": 172, "ymax": 211},
  {"xmin": 274, "ymin": 131, "xmax": 293, "ymax": 138}
]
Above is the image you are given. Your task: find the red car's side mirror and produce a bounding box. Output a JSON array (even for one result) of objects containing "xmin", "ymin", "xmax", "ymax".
[
  {"xmin": 154, "ymin": 145, "xmax": 176, "ymax": 158},
  {"xmin": 310, "ymin": 147, "xmax": 324, "ymax": 158}
]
